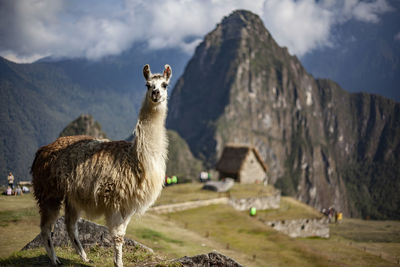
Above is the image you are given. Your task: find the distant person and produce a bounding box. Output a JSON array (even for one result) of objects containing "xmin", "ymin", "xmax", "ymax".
[
  {"xmin": 337, "ymin": 212, "xmax": 343, "ymax": 224},
  {"xmin": 6, "ymin": 186, "xmax": 12, "ymax": 196},
  {"xmin": 7, "ymin": 172, "xmax": 14, "ymax": 189},
  {"xmin": 22, "ymin": 186, "xmax": 30, "ymax": 193},
  {"xmin": 199, "ymin": 171, "xmax": 208, "ymax": 182},
  {"xmin": 15, "ymin": 186, "xmax": 23, "ymax": 195}
]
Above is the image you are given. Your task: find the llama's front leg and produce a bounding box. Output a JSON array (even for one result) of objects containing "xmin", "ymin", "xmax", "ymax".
[
  {"xmin": 65, "ymin": 201, "xmax": 89, "ymax": 263},
  {"xmin": 106, "ymin": 213, "xmax": 132, "ymax": 267}
]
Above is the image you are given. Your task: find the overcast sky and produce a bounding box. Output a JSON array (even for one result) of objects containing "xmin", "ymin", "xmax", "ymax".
[{"xmin": 0, "ymin": 0, "xmax": 394, "ymax": 63}]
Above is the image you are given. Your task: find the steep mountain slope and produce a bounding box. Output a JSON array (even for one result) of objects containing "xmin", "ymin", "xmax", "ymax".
[{"xmin": 167, "ymin": 10, "xmax": 400, "ymax": 219}]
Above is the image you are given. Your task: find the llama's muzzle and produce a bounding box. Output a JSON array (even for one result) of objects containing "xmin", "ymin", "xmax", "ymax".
[{"xmin": 151, "ymin": 89, "xmax": 161, "ymax": 102}]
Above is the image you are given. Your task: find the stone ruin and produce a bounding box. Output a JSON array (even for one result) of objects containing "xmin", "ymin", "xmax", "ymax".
[{"xmin": 262, "ymin": 217, "xmax": 330, "ymax": 238}]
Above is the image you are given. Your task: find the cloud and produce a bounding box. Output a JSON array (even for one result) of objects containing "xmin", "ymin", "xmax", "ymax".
[
  {"xmin": 262, "ymin": 0, "xmax": 333, "ymax": 56},
  {"xmin": 260, "ymin": 0, "xmax": 394, "ymax": 56},
  {"xmin": 0, "ymin": 0, "xmax": 394, "ymax": 63},
  {"xmin": 346, "ymin": 0, "xmax": 393, "ymax": 23}
]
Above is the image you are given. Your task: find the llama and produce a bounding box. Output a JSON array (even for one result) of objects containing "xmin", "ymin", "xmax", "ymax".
[{"xmin": 31, "ymin": 64, "xmax": 171, "ymax": 266}]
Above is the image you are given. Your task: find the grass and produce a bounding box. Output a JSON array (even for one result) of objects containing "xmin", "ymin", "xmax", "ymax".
[
  {"xmin": 0, "ymin": 185, "xmax": 399, "ymax": 266},
  {"xmin": 256, "ymin": 197, "xmax": 323, "ymax": 221},
  {"xmin": 154, "ymin": 183, "xmax": 220, "ymax": 206},
  {"xmin": 165, "ymin": 204, "xmax": 331, "ymax": 267},
  {"xmin": 165, "ymin": 204, "xmax": 399, "ymax": 266},
  {"xmin": 331, "ymin": 218, "xmax": 400, "ymax": 243},
  {"xmin": 0, "ymin": 245, "xmax": 162, "ymax": 266},
  {"xmin": 229, "ymin": 184, "xmax": 278, "ymax": 199},
  {"xmin": 0, "ymin": 194, "xmax": 37, "ymax": 212}
]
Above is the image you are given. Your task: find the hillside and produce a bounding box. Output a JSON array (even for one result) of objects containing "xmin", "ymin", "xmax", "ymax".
[
  {"xmin": 167, "ymin": 10, "xmax": 400, "ymax": 219},
  {"xmin": 166, "ymin": 130, "xmax": 204, "ymax": 181},
  {"xmin": 0, "ymin": 45, "xmax": 188, "ymax": 184}
]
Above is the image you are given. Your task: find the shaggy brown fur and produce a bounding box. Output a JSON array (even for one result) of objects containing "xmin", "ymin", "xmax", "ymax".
[{"xmin": 31, "ymin": 64, "xmax": 171, "ymax": 267}]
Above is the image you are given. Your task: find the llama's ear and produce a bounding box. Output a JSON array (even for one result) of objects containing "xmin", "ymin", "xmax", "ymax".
[
  {"xmin": 163, "ymin": 64, "xmax": 172, "ymax": 81},
  {"xmin": 143, "ymin": 64, "xmax": 151, "ymax": 81}
]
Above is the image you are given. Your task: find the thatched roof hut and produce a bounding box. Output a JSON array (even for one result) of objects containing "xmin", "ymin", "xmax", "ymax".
[{"xmin": 216, "ymin": 144, "xmax": 268, "ymax": 184}]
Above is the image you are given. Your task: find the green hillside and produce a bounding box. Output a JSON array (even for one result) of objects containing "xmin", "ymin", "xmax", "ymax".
[{"xmin": 0, "ymin": 57, "xmax": 140, "ymax": 184}]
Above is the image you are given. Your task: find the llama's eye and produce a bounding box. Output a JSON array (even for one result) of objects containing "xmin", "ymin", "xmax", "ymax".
[
  {"xmin": 146, "ymin": 83, "xmax": 154, "ymax": 90},
  {"xmin": 162, "ymin": 83, "xmax": 168, "ymax": 89}
]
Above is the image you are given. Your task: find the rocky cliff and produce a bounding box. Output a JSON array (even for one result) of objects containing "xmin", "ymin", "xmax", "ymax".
[{"xmin": 167, "ymin": 10, "xmax": 400, "ymax": 219}]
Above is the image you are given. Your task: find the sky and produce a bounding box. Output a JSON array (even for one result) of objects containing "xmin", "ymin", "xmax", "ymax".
[{"xmin": 0, "ymin": 0, "xmax": 395, "ymax": 63}]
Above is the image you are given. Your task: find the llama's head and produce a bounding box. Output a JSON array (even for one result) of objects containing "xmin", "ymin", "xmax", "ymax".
[{"xmin": 143, "ymin": 64, "xmax": 172, "ymax": 105}]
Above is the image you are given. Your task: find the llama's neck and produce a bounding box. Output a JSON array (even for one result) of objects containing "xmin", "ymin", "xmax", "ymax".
[{"xmin": 134, "ymin": 99, "xmax": 168, "ymax": 161}]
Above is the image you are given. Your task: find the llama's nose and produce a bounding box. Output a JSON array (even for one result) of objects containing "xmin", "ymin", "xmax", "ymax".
[{"xmin": 152, "ymin": 89, "xmax": 161, "ymax": 101}]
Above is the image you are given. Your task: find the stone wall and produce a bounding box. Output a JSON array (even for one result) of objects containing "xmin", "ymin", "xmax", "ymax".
[
  {"xmin": 229, "ymin": 192, "xmax": 281, "ymax": 211},
  {"xmin": 262, "ymin": 217, "xmax": 330, "ymax": 238},
  {"xmin": 150, "ymin": 197, "xmax": 229, "ymax": 214}
]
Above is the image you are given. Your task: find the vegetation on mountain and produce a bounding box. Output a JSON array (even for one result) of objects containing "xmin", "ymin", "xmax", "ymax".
[{"xmin": 166, "ymin": 130, "xmax": 203, "ymax": 181}]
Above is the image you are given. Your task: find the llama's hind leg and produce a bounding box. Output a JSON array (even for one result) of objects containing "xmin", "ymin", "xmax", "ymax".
[
  {"xmin": 106, "ymin": 212, "xmax": 133, "ymax": 267},
  {"xmin": 65, "ymin": 200, "xmax": 89, "ymax": 262},
  {"xmin": 39, "ymin": 200, "xmax": 62, "ymax": 265}
]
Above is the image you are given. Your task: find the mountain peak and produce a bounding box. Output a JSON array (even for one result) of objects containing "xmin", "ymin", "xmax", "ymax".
[
  {"xmin": 221, "ymin": 9, "xmax": 265, "ymax": 27},
  {"xmin": 59, "ymin": 114, "xmax": 108, "ymax": 139},
  {"xmin": 213, "ymin": 9, "xmax": 271, "ymax": 42}
]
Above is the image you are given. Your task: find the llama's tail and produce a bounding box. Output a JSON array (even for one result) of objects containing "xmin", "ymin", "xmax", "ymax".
[{"xmin": 31, "ymin": 146, "xmax": 62, "ymax": 207}]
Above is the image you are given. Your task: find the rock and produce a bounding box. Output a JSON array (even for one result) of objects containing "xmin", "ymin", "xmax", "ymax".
[
  {"xmin": 21, "ymin": 216, "xmax": 153, "ymax": 253},
  {"xmin": 175, "ymin": 251, "xmax": 244, "ymax": 267},
  {"xmin": 202, "ymin": 178, "xmax": 234, "ymax": 192}
]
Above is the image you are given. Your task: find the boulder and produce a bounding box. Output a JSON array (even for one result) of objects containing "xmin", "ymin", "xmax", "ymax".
[
  {"xmin": 202, "ymin": 178, "xmax": 234, "ymax": 192},
  {"xmin": 175, "ymin": 251, "xmax": 244, "ymax": 267},
  {"xmin": 21, "ymin": 216, "xmax": 153, "ymax": 253}
]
